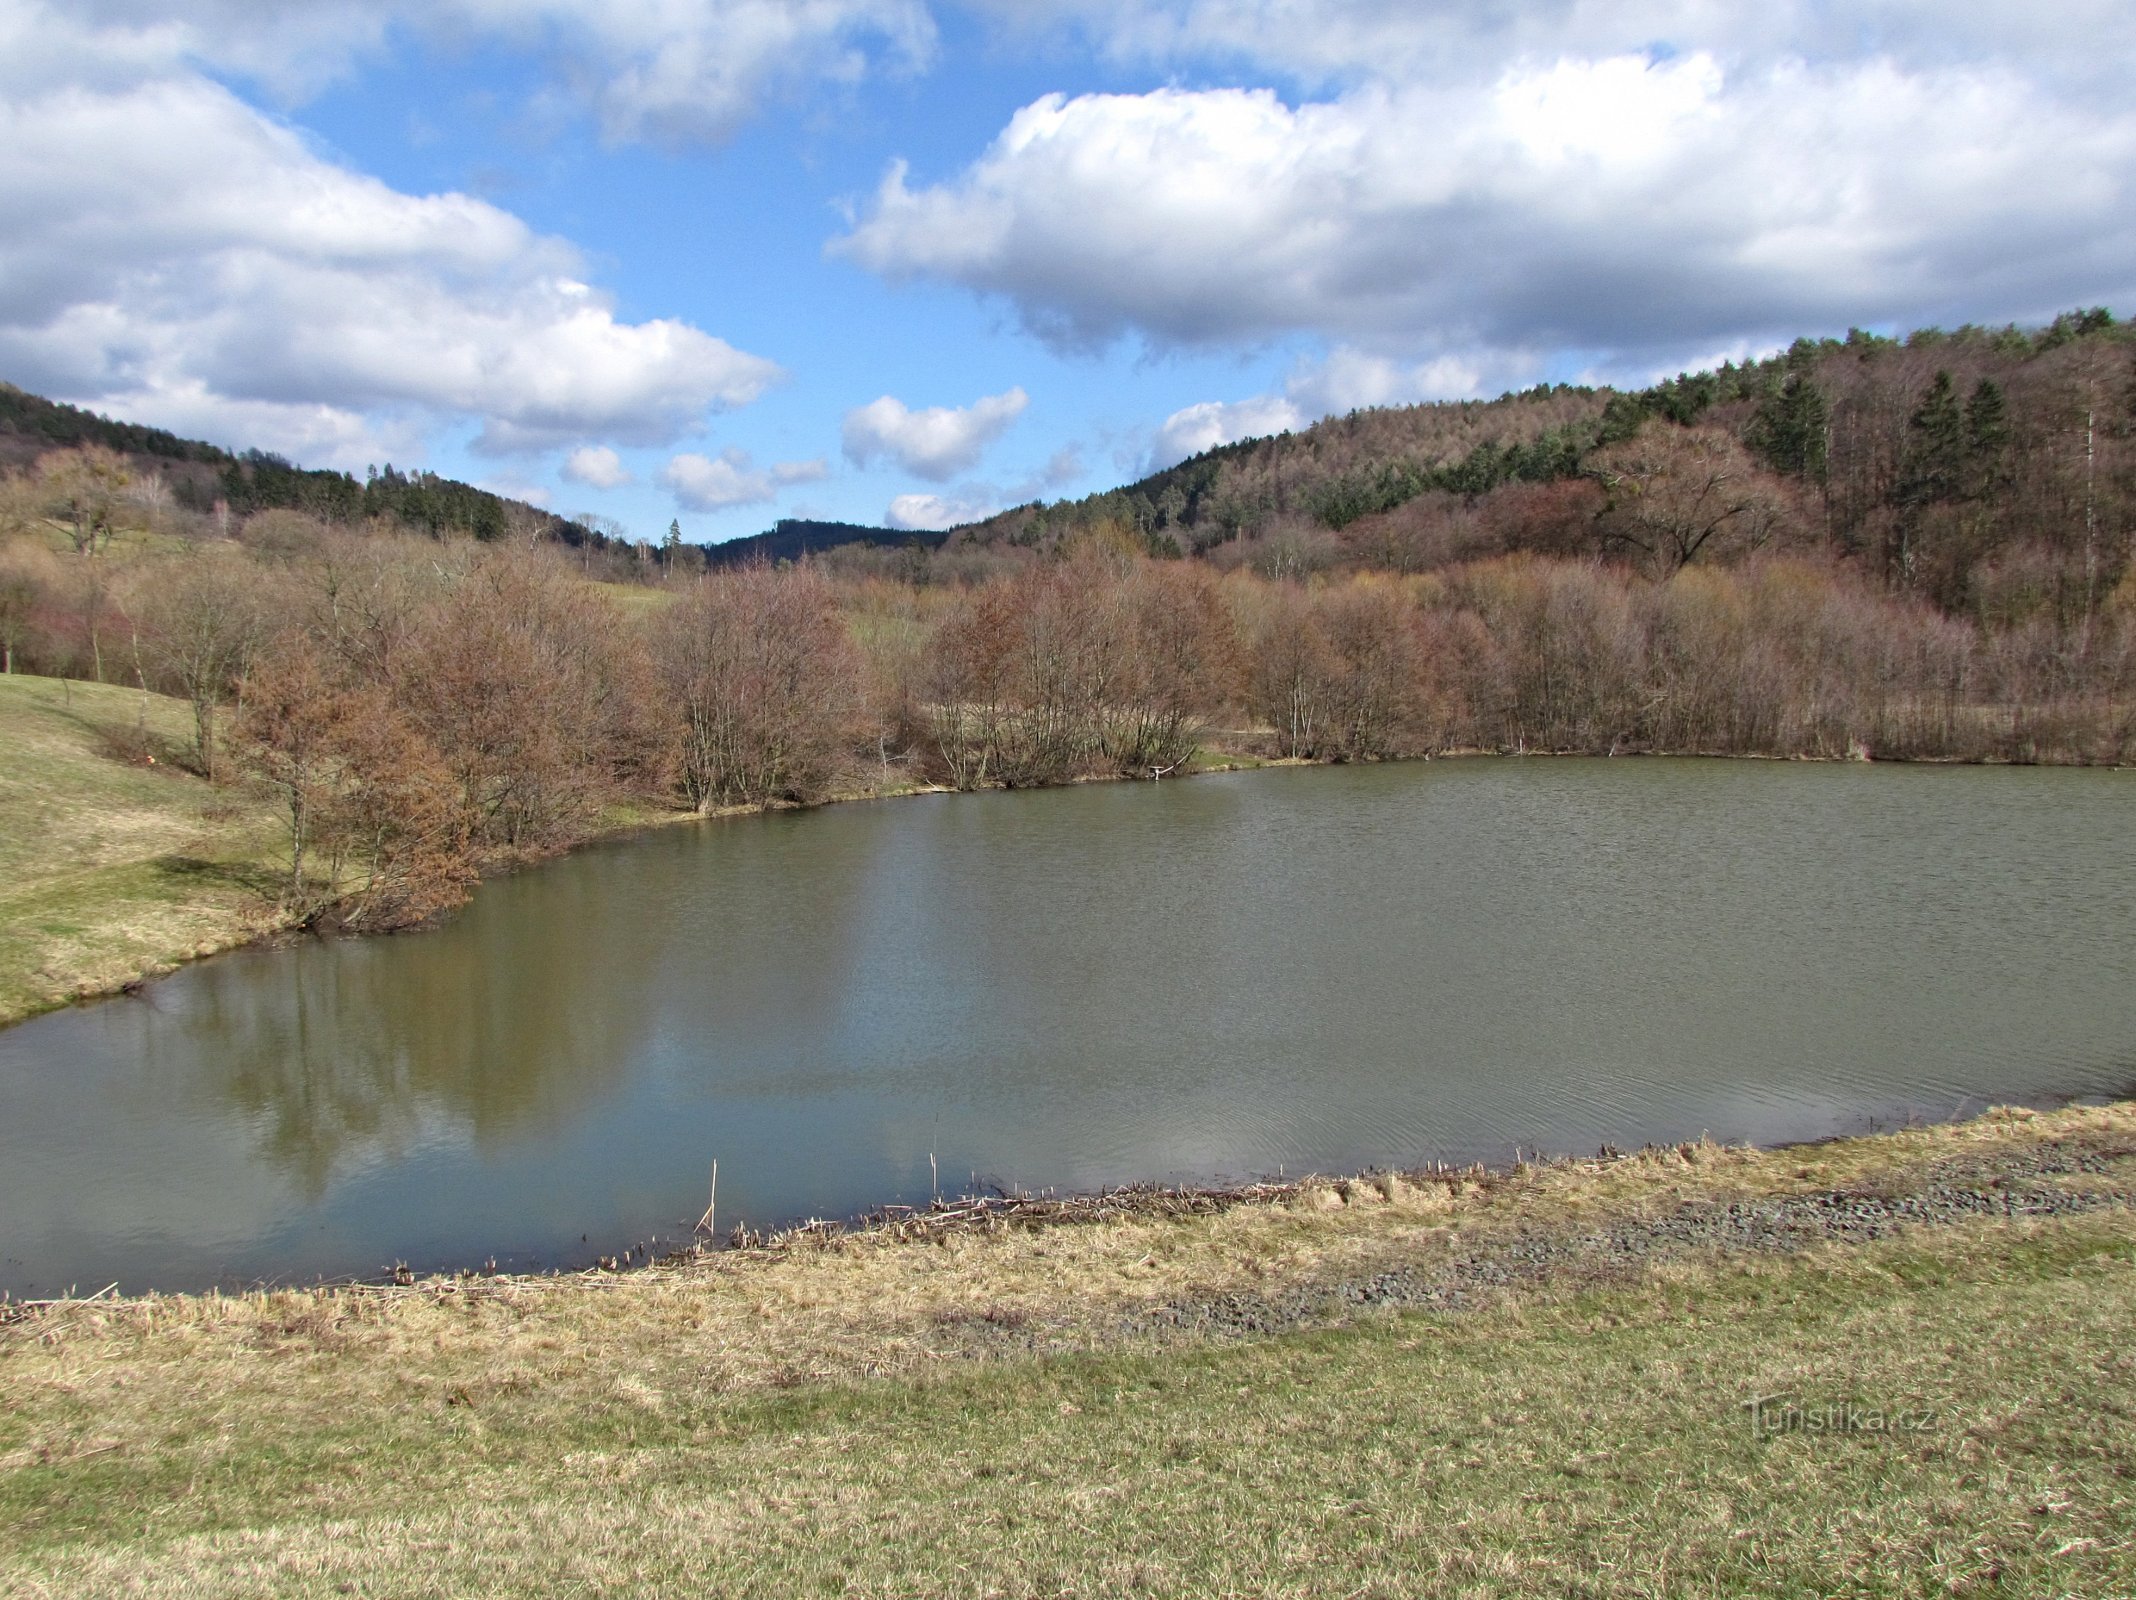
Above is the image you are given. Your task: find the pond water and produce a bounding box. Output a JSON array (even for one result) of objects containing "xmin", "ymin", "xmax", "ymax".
[{"xmin": 3, "ymin": 758, "xmax": 2132, "ymax": 1296}]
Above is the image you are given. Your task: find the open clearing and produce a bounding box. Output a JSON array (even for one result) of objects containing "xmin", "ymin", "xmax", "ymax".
[
  {"xmin": 0, "ymin": 674, "xmax": 283, "ymax": 1025},
  {"xmin": 4, "ymin": 1103, "xmax": 2132, "ymax": 1597}
]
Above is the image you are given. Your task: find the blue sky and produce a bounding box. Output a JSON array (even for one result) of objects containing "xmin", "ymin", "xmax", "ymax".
[{"xmin": 3, "ymin": 2, "xmax": 2132, "ymax": 544}]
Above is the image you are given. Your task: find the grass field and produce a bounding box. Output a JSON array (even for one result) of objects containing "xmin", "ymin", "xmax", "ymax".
[
  {"xmin": 5, "ymin": 1104, "xmax": 2132, "ymax": 1597},
  {"xmin": 0, "ymin": 674, "xmax": 284, "ymax": 1025}
]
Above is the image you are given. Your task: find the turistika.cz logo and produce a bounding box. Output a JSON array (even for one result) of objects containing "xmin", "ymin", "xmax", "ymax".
[{"xmin": 1742, "ymin": 1393, "xmax": 1939, "ymax": 1439}]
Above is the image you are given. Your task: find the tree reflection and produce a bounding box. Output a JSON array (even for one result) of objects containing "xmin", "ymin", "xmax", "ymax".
[{"xmin": 152, "ymin": 855, "xmax": 668, "ymax": 1197}]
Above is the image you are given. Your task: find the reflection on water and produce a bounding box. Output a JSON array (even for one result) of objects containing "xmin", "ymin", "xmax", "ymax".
[
  {"xmin": 1, "ymin": 759, "xmax": 2132, "ymax": 1295},
  {"xmin": 156, "ymin": 858, "xmax": 676, "ymax": 1195}
]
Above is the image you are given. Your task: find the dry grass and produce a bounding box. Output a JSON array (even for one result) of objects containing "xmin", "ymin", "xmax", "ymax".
[
  {"xmin": 0, "ymin": 674, "xmax": 286, "ymax": 1024},
  {"xmin": 4, "ymin": 1105, "xmax": 2133, "ymax": 1596}
]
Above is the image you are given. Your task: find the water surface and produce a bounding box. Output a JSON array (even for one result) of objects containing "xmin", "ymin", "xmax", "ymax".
[{"xmin": 3, "ymin": 759, "xmax": 2132, "ymax": 1295}]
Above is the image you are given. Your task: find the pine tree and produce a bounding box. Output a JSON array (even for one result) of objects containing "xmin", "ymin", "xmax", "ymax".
[
  {"xmin": 1963, "ymin": 378, "xmax": 2011, "ymax": 499},
  {"xmin": 1898, "ymin": 371, "xmax": 1964, "ymax": 509},
  {"xmin": 1750, "ymin": 372, "xmax": 1830, "ymax": 482}
]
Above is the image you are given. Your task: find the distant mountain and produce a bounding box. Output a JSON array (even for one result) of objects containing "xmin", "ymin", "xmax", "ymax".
[{"xmin": 704, "ymin": 518, "xmax": 947, "ymax": 567}]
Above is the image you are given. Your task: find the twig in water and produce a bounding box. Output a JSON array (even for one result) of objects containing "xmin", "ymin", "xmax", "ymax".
[{"xmin": 696, "ymin": 1159, "xmax": 718, "ymax": 1235}]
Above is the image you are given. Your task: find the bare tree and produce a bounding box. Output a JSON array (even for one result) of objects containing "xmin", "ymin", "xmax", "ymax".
[
  {"xmin": 654, "ymin": 563, "xmax": 863, "ymax": 810},
  {"xmin": 1592, "ymin": 424, "xmax": 1796, "ymax": 577},
  {"xmin": 131, "ymin": 548, "xmax": 273, "ymax": 775},
  {"xmin": 234, "ymin": 641, "xmax": 473, "ymax": 927},
  {"xmin": 1242, "ymin": 582, "xmax": 1336, "ymax": 759},
  {"xmin": 31, "ymin": 447, "xmax": 134, "ymax": 680},
  {"xmin": 1103, "ymin": 558, "xmax": 1239, "ymax": 773},
  {"xmin": 0, "ymin": 545, "xmax": 47, "ymax": 675}
]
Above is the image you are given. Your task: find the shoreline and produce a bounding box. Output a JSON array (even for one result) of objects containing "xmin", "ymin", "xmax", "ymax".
[
  {"xmin": 6, "ymin": 1092, "xmax": 2129, "ymax": 1315},
  {"xmin": 7, "ymin": 732, "xmax": 2123, "ymax": 1032},
  {"xmin": 9, "ymin": 1100, "xmax": 2132, "ymax": 1592}
]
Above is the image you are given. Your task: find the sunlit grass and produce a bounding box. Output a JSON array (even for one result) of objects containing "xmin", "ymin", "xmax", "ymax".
[{"xmin": 0, "ymin": 674, "xmax": 284, "ymax": 1023}]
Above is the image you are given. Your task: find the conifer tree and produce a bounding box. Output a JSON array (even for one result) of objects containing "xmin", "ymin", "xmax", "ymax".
[
  {"xmin": 1750, "ymin": 371, "xmax": 1830, "ymax": 483},
  {"xmin": 1963, "ymin": 378, "xmax": 2011, "ymax": 499},
  {"xmin": 1898, "ymin": 371, "xmax": 1964, "ymax": 509}
]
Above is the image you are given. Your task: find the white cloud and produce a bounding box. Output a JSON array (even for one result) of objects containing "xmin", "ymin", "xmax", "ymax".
[
  {"xmin": 661, "ymin": 448, "xmax": 775, "ymax": 510},
  {"xmin": 837, "ymin": 50, "xmax": 2136, "ymax": 376},
  {"xmin": 65, "ymin": 0, "xmax": 937, "ymax": 145},
  {"xmin": 1282, "ymin": 347, "xmax": 1485, "ymax": 417},
  {"xmin": 1147, "ymin": 395, "xmax": 1301, "ymax": 472},
  {"xmin": 562, "ymin": 445, "xmax": 634, "ymax": 488},
  {"xmin": 0, "ymin": 3, "xmax": 781, "ymax": 467},
  {"xmin": 468, "ymin": 0, "xmax": 937, "ymax": 149},
  {"xmin": 660, "ymin": 447, "xmax": 826, "ymax": 510},
  {"xmin": 478, "ymin": 477, "xmax": 551, "ymax": 507},
  {"xmin": 885, "ymin": 489, "xmax": 1001, "ymax": 530},
  {"xmin": 841, "ymin": 386, "xmax": 1029, "ymax": 479}
]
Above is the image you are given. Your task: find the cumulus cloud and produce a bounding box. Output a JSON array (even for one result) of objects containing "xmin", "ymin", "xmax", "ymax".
[
  {"xmin": 837, "ymin": 47, "xmax": 2136, "ymax": 377},
  {"xmin": 841, "ymin": 386, "xmax": 1029, "ymax": 479},
  {"xmin": 1147, "ymin": 395, "xmax": 1300, "ymax": 471},
  {"xmin": 562, "ymin": 445, "xmax": 634, "ymax": 488},
  {"xmin": 0, "ymin": 3, "xmax": 780, "ymax": 466},
  {"xmin": 67, "ymin": 0, "xmax": 936, "ymax": 145},
  {"xmin": 660, "ymin": 447, "xmax": 825, "ymax": 510},
  {"xmin": 885, "ymin": 489, "xmax": 1001, "ymax": 530}
]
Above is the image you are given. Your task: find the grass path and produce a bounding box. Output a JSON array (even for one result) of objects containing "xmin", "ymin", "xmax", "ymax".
[
  {"xmin": 5, "ymin": 1105, "xmax": 2132, "ymax": 1596},
  {"xmin": 0, "ymin": 674, "xmax": 284, "ymax": 1025}
]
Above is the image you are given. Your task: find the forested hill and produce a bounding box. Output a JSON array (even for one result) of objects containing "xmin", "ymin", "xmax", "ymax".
[
  {"xmin": 702, "ymin": 518, "xmax": 943, "ymax": 568},
  {"xmin": 7, "ymin": 302, "xmax": 2128, "ymax": 602},
  {"xmin": 0, "ymin": 384, "xmax": 229, "ymax": 468},
  {"xmin": 955, "ymin": 308, "xmax": 2132, "ymax": 618},
  {"xmin": 0, "ymin": 381, "xmax": 625, "ymax": 558}
]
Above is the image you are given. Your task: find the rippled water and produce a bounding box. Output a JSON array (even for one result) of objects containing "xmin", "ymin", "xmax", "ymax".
[{"xmin": 2, "ymin": 758, "xmax": 2132, "ymax": 1295}]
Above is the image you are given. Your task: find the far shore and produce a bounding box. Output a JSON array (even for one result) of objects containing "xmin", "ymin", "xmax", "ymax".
[{"xmin": 2, "ymin": 669, "xmax": 2124, "ymax": 1031}]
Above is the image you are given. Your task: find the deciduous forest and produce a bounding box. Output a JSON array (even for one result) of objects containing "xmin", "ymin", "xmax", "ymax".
[{"xmin": 2, "ymin": 312, "xmax": 2130, "ymax": 932}]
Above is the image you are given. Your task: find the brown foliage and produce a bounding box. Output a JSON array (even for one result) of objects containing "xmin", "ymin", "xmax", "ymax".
[
  {"xmin": 921, "ymin": 549, "xmax": 1237, "ymax": 784},
  {"xmin": 0, "ymin": 540, "xmax": 53, "ymax": 675},
  {"xmin": 392, "ymin": 554, "xmax": 662, "ymax": 852},
  {"xmin": 235, "ymin": 643, "xmax": 473, "ymax": 929},
  {"xmin": 1241, "ymin": 581, "xmax": 1337, "ymax": 760},
  {"xmin": 34, "ymin": 446, "xmax": 131, "ymax": 558},
  {"xmin": 655, "ymin": 563, "xmax": 864, "ymax": 810}
]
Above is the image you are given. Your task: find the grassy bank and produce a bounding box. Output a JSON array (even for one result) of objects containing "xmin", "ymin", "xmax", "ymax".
[
  {"xmin": 0, "ymin": 674, "xmax": 287, "ymax": 1025},
  {"xmin": 5, "ymin": 1103, "xmax": 2133, "ymax": 1596}
]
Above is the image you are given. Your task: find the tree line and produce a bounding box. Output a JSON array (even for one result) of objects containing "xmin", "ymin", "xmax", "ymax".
[{"xmin": 8, "ymin": 504, "xmax": 2129, "ymax": 934}]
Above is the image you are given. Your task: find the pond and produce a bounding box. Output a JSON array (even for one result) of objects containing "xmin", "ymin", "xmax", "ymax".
[{"xmin": 2, "ymin": 758, "xmax": 2132, "ymax": 1296}]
